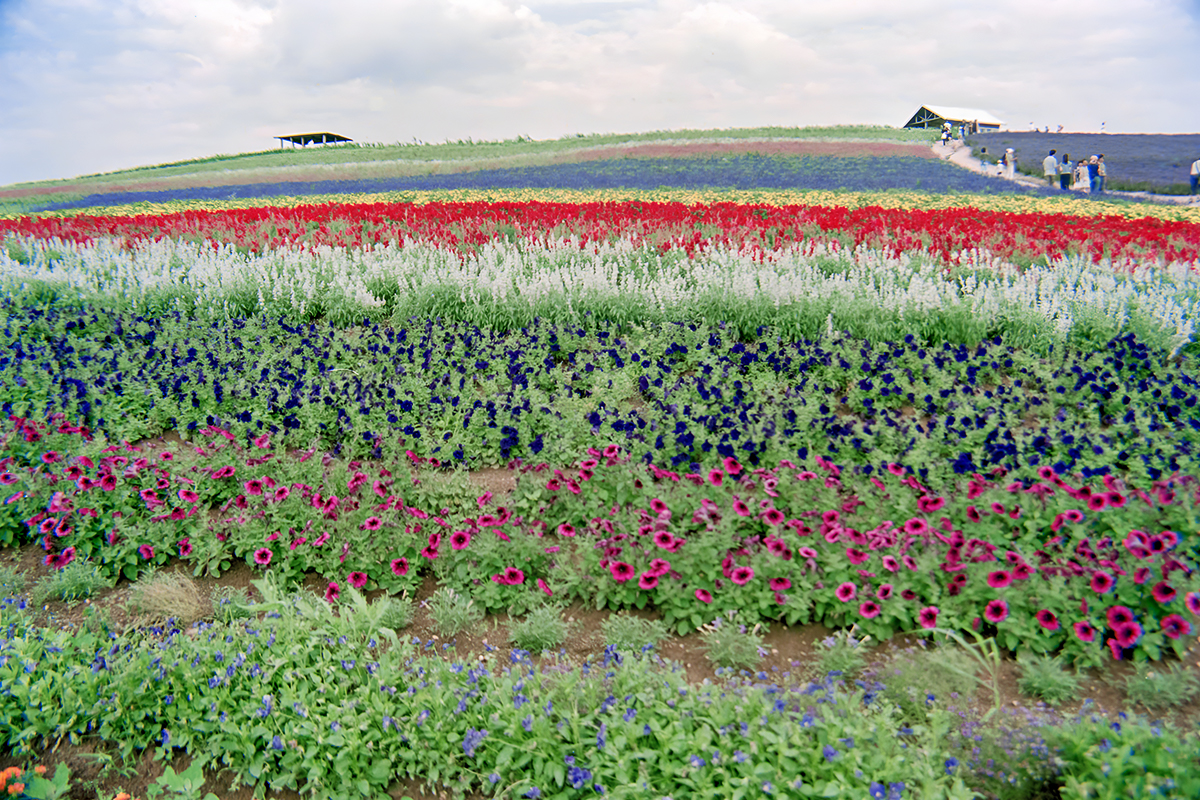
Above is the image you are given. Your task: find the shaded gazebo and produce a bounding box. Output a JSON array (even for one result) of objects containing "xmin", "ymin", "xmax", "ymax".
[
  {"xmin": 903, "ymin": 106, "xmax": 1003, "ymax": 133},
  {"xmin": 276, "ymin": 132, "xmax": 353, "ymax": 148}
]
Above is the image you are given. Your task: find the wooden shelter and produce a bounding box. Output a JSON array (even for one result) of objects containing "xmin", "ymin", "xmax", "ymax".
[
  {"xmin": 276, "ymin": 132, "xmax": 353, "ymax": 148},
  {"xmin": 903, "ymin": 106, "xmax": 1003, "ymax": 133}
]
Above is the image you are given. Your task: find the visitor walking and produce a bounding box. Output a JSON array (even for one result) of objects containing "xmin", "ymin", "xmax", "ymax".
[
  {"xmin": 1087, "ymin": 156, "xmax": 1100, "ymax": 191},
  {"xmin": 1004, "ymin": 148, "xmax": 1016, "ymax": 179},
  {"xmin": 1043, "ymin": 150, "xmax": 1058, "ymax": 187},
  {"xmin": 1094, "ymin": 155, "xmax": 1106, "ymax": 194},
  {"xmin": 1058, "ymin": 154, "xmax": 1072, "ymax": 191},
  {"xmin": 1191, "ymin": 156, "xmax": 1200, "ymax": 196}
]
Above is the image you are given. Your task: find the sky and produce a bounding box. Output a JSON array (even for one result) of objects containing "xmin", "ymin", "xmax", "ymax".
[{"xmin": 1, "ymin": 0, "xmax": 1198, "ymax": 186}]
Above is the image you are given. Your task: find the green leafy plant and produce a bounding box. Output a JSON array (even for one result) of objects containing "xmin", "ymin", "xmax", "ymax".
[
  {"xmin": 700, "ymin": 611, "xmax": 764, "ymax": 670},
  {"xmin": 29, "ymin": 558, "xmax": 110, "ymax": 605},
  {"xmin": 508, "ymin": 604, "xmax": 569, "ymax": 652},
  {"xmin": 210, "ymin": 585, "xmax": 254, "ymax": 623},
  {"xmin": 816, "ymin": 625, "xmax": 873, "ymax": 677},
  {"xmin": 17, "ymin": 763, "xmax": 73, "ymax": 800},
  {"xmin": 1016, "ymin": 652, "xmax": 1083, "ymax": 706},
  {"xmin": 145, "ymin": 761, "xmax": 220, "ymax": 800},
  {"xmin": 0, "ymin": 562, "xmax": 25, "ymax": 597},
  {"xmin": 374, "ymin": 593, "xmax": 414, "ymax": 631},
  {"xmin": 1123, "ymin": 663, "xmax": 1200, "ymax": 711},
  {"xmin": 873, "ymin": 640, "xmax": 982, "ymax": 723},
  {"xmin": 600, "ymin": 613, "xmax": 670, "ymax": 654},
  {"xmin": 426, "ymin": 586, "xmax": 483, "ymax": 638}
]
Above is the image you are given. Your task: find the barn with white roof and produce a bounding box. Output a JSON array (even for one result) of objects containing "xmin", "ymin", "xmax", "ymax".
[{"xmin": 903, "ymin": 106, "xmax": 1004, "ymax": 132}]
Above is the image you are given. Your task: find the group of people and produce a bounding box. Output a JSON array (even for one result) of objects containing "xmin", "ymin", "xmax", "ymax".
[{"xmin": 1042, "ymin": 150, "xmax": 1106, "ymax": 193}]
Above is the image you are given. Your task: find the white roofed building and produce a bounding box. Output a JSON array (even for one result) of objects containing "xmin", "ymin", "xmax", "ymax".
[{"xmin": 903, "ymin": 106, "xmax": 1004, "ymax": 132}]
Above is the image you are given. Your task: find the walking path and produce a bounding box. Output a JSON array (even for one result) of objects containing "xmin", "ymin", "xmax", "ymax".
[{"xmin": 931, "ymin": 142, "xmax": 1198, "ymax": 205}]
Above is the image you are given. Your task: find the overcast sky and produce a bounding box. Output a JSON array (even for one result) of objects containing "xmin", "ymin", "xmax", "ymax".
[{"xmin": 2, "ymin": 0, "xmax": 1198, "ymax": 186}]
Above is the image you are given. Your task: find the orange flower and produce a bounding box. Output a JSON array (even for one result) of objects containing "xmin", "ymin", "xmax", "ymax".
[
  {"xmin": 34, "ymin": 765, "xmax": 47, "ymax": 775},
  {"xmin": 8, "ymin": 784, "xmax": 25, "ymax": 796},
  {"xmin": 115, "ymin": 793, "xmax": 132, "ymax": 800}
]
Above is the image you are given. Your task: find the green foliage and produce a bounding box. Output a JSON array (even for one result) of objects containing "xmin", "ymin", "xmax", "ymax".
[
  {"xmin": 508, "ymin": 604, "xmax": 569, "ymax": 652},
  {"xmin": 127, "ymin": 570, "xmax": 209, "ymax": 624},
  {"xmin": 374, "ymin": 594, "xmax": 414, "ymax": 631},
  {"xmin": 0, "ymin": 562, "xmax": 26, "ymax": 597},
  {"xmin": 816, "ymin": 626, "xmax": 873, "ymax": 677},
  {"xmin": 873, "ymin": 641, "xmax": 982, "ymax": 723},
  {"xmin": 700, "ymin": 611, "xmax": 764, "ymax": 670},
  {"xmin": 1123, "ymin": 663, "xmax": 1200, "ymax": 711},
  {"xmin": 29, "ymin": 558, "xmax": 110, "ymax": 605},
  {"xmin": 426, "ymin": 586, "xmax": 483, "ymax": 638},
  {"xmin": 145, "ymin": 761, "xmax": 219, "ymax": 800},
  {"xmin": 600, "ymin": 613, "xmax": 670, "ymax": 654},
  {"xmin": 210, "ymin": 585, "xmax": 254, "ymax": 623},
  {"xmin": 1016, "ymin": 652, "xmax": 1083, "ymax": 706}
]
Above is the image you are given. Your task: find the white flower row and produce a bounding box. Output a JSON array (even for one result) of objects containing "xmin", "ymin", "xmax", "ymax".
[{"xmin": 2, "ymin": 234, "xmax": 1195, "ymax": 352}]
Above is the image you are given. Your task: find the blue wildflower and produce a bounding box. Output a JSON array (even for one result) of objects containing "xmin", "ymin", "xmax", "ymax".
[
  {"xmin": 945, "ymin": 757, "xmax": 959, "ymax": 775},
  {"xmin": 823, "ymin": 744, "xmax": 838, "ymax": 762},
  {"xmin": 463, "ymin": 727, "xmax": 488, "ymax": 758}
]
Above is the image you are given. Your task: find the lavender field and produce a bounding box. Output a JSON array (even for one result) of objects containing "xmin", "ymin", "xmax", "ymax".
[{"xmin": 966, "ymin": 131, "xmax": 1200, "ymax": 193}]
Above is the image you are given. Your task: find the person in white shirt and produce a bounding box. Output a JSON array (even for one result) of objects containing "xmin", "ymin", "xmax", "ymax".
[
  {"xmin": 1043, "ymin": 150, "xmax": 1058, "ymax": 187},
  {"xmin": 1191, "ymin": 158, "xmax": 1200, "ymax": 196},
  {"xmin": 1004, "ymin": 148, "xmax": 1016, "ymax": 179}
]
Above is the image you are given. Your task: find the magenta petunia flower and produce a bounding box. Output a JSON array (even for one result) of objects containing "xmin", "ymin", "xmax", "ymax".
[
  {"xmin": 1107, "ymin": 638, "xmax": 1123, "ymax": 660},
  {"xmin": 723, "ymin": 457, "xmax": 742, "ymax": 476},
  {"xmin": 987, "ymin": 571, "xmax": 1012, "ymax": 589},
  {"xmin": 638, "ymin": 572, "xmax": 659, "ymax": 590},
  {"xmin": 730, "ymin": 566, "xmax": 754, "ymax": 586},
  {"xmin": 835, "ymin": 582, "xmax": 857, "ymax": 602},
  {"xmin": 903, "ymin": 518, "xmax": 928, "ymax": 536},
  {"xmin": 178, "ymin": 538, "xmax": 193, "ymax": 558},
  {"xmin": 707, "ymin": 469, "xmax": 723, "ymax": 487},
  {"xmin": 761, "ymin": 508, "xmax": 785, "ymax": 526},
  {"xmin": 177, "ymin": 488, "xmax": 199, "ymax": 504},
  {"xmin": 557, "ymin": 523, "xmax": 576, "ymax": 537},
  {"xmin": 984, "ymin": 598, "xmax": 1009, "ymax": 624},
  {"xmin": 1035, "ymin": 609, "xmax": 1060, "ymax": 631},
  {"xmin": 324, "ymin": 582, "xmax": 339, "ymax": 602},
  {"xmin": 859, "ymin": 601, "xmax": 881, "ymax": 619},
  {"xmin": 732, "ymin": 499, "xmax": 751, "ymax": 517},
  {"xmin": 1073, "ymin": 620, "xmax": 1096, "ymax": 642},
  {"xmin": 1133, "ymin": 567, "xmax": 1151, "ymax": 585},
  {"xmin": 846, "ymin": 548, "xmax": 869, "ymax": 565},
  {"xmin": 918, "ymin": 606, "xmax": 939, "ymax": 629},
  {"xmin": 770, "ymin": 577, "xmax": 792, "ymax": 592},
  {"xmin": 1090, "ymin": 572, "xmax": 1114, "ymax": 594},
  {"xmin": 537, "ymin": 578, "xmax": 553, "ymax": 596},
  {"xmin": 450, "ymin": 530, "xmax": 471, "ymax": 550},
  {"xmin": 253, "ymin": 548, "xmax": 272, "ymax": 567},
  {"xmin": 503, "ymin": 567, "xmax": 525, "ymax": 585},
  {"xmin": 243, "ymin": 478, "xmax": 264, "ymax": 495},
  {"xmin": 1012, "ymin": 563, "xmax": 1033, "ymax": 581},
  {"xmin": 1113, "ymin": 621, "xmax": 1143, "ymax": 649},
  {"xmin": 881, "ymin": 555, "xmax": 899, "ymax": 572},
  {"xmin": 1151, "ymin": 581, "xmax": 1176, "ymax": 604},
  {"xmin": 1186, "ymin": 592, "xmax": 1200, "ymax": 616},
  {"xmin": 391, "ymin": 557, "xmax": 409, "ymax": 577},
  {"xmin": 1161, "ymin": 613, "xmax": 1192, "ymax": 640},
  {"xmin": 360, "ymin": 516, "xmax": 382, "ymax": 531},
  {"xmin": 695, "ymin": 588, "xmax": 713, "ymax": 604},
  {"xmin": 609, "ymin": 562, "xmax": 634, "ymax": 582},
  {"xmin": 1106, "ymin": 605, "xmax": 1135, "ymax": 628},
  {"xmin": 648, "ymin": 558, "xmax": 671, "ymax": 577},
  {"xmin": 348, "ymin": 571, "xmax": 368, "ymax": 589},
  {"xmin": 876, "ymin": 584, "xmax": 893, "ymax": 600},
  {"xmin": 419, "ymin": 545, "xmax": 439, "ymax": 560},
  {"xmin": 652, "ymin": 530, "xmax": 675, "ymax": 549},
  {"xmin": 138, "ymin": 544, "xmax": 155, "ymax": 560}
]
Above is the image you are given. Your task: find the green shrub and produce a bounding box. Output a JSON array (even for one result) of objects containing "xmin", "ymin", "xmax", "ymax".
[
  {"xmin": 600, "ymin": 613, "xmax": 670, "ymax": 655},
  {"xmin": 30, "ymin": 559, "xmax": 110, "ymax": 605},
  {"xmin": 509, "ymin": 604, "xmax": 569, "ymax": 652},
  {"xmin": 1016, "ymin": 652, "xmax": 1082, "ymax": 706},
  {"xmin": 816, "ymin": 626, "xmax": 873, "ymax": 677},
  {"xmin": 701, "ymin": 612, "xmax": 764, "ymax": 670},
  {"xmin": 1123, "ymin": 663, "xmax": 1200, "ymax": 711},
  {"xmin": 427, "ymin": 587, "xmax": 483, "ymax": 638}
]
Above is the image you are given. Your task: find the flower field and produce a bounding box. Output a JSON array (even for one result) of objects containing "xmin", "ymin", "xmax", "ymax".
[{"xmin": 3, "ymin": 155, "xmax": 1200, "ymax": 800}]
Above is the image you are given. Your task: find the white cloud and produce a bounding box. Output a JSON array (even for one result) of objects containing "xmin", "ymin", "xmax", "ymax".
[{"xmin": 0, "ymin": 0, "xmax": 1196, "ymax": 184}]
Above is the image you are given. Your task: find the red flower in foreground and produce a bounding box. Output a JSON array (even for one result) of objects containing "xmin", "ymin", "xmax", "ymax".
[
  {"xmin": 1186, "ymin": 592, "xmax": 1200, "ymax": 616},
  {"xmin": 1106, "ymin": 605, "xmax": 1135, "ymax": 628},
  {"xmin": 987, "ymin": 571, "xmax": 1012, "ymax": 589},
  {"xmin": 537, "ymin": 578, "xmax": 553, "ymax": 597},
  {"xmin": 1035, "ymin": 609, "xmax": 1060, "ymax": 631},
  {"xmin": 859, "ymin": 601, "xmax": 880, "ymax": 619},
  {"xmin": 348, "ymin": 571, "xmax": 368, "ymax": 589},
  {"xmin": 138, "ymin": 544, "xmax": 155, "ymax": 560},
  {"xmin": 769, "ymin": 577, "xmax": 792, "ymax": 592},
  {"xmin": 1113, "ymin": 621, "xmax": 1143, "ymax": 649},
  {"xmin": 1151, "ymin": 581, "xmax": 1176, "ymax": 604},
  {"xmin": 609, "ymin": 562, "xmax": 634, "ymax": 582},
  {"xmin": 695, "ymin": 589, "xmax": 713, "ymax": 604},
  {"xmin": 450, "ymin": 530, "xmax": 471, "ymax": 550},
  {"xmin": 835, "ymin": 582, "xmax": 857, "ymax": 602},
  {"xmin": 730, "ymin": 566, "xmax": 754, "ymax": 586},
  {"xmin": 1073, "ymin": 620, "xmax": 1096, "ymax": 642},
  {"xmin": 178, "ymin": 539, "xmax": 193, "ymax": 558},
  {"xmin": 325, "ymin": 582, "xmax": 339, "ymax": 602},
  {"xmin": 639, "ymin": 572, "xmax": 659, "ymax": 590},
  {"xmin": 983, "ymin": 599, "xmax": 1009, "ymax": 624},
  {"xmin": 390, "ymin": 558, "xmax": 409, "ymax": 577},
  {"xmin": 1161, "ymin": 614, "xmax": 1192, "ymax": 640},
  {"xmin": 918, "ymin": 606, "xmax": 939, "ymax": 629},
  {"xmin": 502, "ymin": 567, "xmax": 525, "ymax": 585},
  {"xmin": 253, "ymin": 548, "xmax": 272, "ymax": 567},
  {"xmin": 1090, "ymin": 572, "xmax": 1114, "ymax": 594}
]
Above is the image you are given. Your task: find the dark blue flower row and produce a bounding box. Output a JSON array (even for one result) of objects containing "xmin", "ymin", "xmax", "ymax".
[
  {"xmin": 2, "ymin": 302, "xmax": 1196, "ymax": 486},
  {"xmin": 29, "ymin": 155, "xmax": 1059, "ymax": 212}
]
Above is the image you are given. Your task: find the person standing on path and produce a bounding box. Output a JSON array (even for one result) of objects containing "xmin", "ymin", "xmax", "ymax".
[
  {"xmin": 1094, "ymin": 155, "xmax": 1106, "ymax": 194},
  {"xmin": 1087, "ymin": 156, "xmax": 1100, "ymax": 191},
  {"xmin": 1043, "ymin": 150, "xmax": 1058, "ymax": 187},
  {"xmin": 1191, "ymin": 157, "xmax": 1200, "ymax": 196},
  {"xmin": 1058, "ymin": 154, "xmax": 1072, "ymax": 190},
  {"xmin": 1004, "ymin": 148, "xmax": 1016, "ymax": 179},
  {"xmin": 1074, "ymin": 157, "xmax": 1091, "ymax": 192}
]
